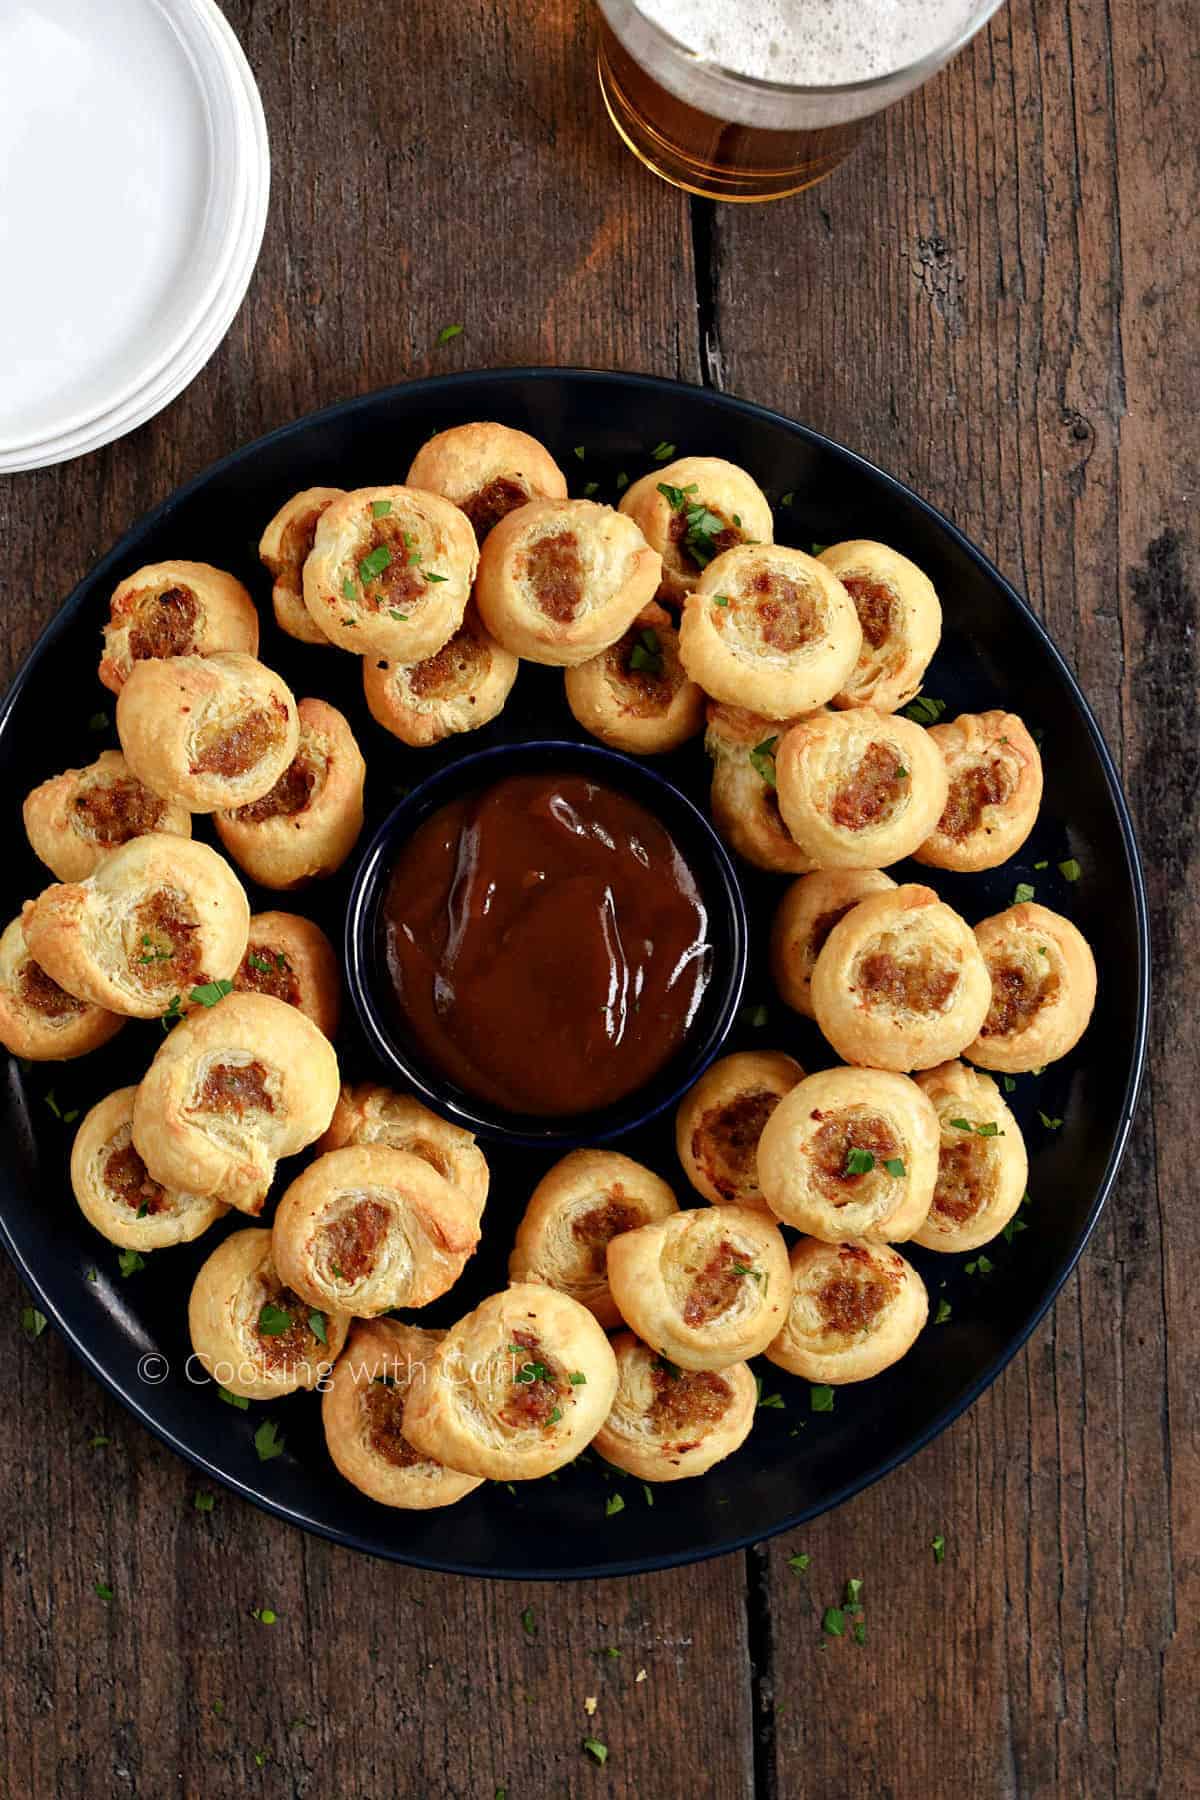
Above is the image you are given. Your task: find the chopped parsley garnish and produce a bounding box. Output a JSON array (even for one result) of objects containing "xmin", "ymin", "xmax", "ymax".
[
  {"xmin": 583, "ymin": 480, "xmax": 599, "ymax": 497},
  {"xmin": 655, "ymin": 1357, "xmax": 682, "ymax": 1381},
  {"xmin": 161, "ymin": 994, "xmax": 183, "ymax": 1030},
  {"xmin": 1013, "ymin": 881, "xmax": 1036, "ymax": 904},
  {"xmin": 20, "ymin": 1305, "xmax": 47, "ymax": 1342},
  {"xmin": 342, "ymin": 576, "xmax": 357, "ymax": 602},
  {"xmin": 514, "ymin": 1360, "xmax": 550, "ymax": 1384},
  {"xmin": 389, "ymin": 608, "xmax": 408, "ymax": 621},
  {"xmin": 1001, "ymin": 1216, "xmax": 1029, "ymax": 1244},
  {"xmin": 569, "ymin": 1371, "xmax": 588, "ymax": 1385},
  {"xmin": 254, "ymin": 1419, "xmax": 285, "ymax": 1462},
  {"xmin": 1059, "ymin": 857, "xmax": 1082, "ymax": 882},
  {"xmin": 902, "ymin": 693, "xmax": 947, "ymax": 726},
  {"xmin": 341, "ymin": 616, "xmax": 357, "ymax": 626},
  {"xmin": 1038, "ymin": 1111, "xmax": 1064, "ymax": 1130},
  {"xmin": 548, "ymin": 1407, "xmax": 562, "ymax": 1424},
  {"xmin": 94, "ymin": 1582, "xmax": 114, "ymax": 1603},
  {"xmin": 740, "ymin": 1001, "xmax": 769, "ymax": 1029},
  {"xmin": 257, "ymin": 1302, "xmax": 292, "ymax": 1337},
  {"xmin": 189, "ymin": 979, "xmax": 233, "ymax": 1007},
  {"xmin": 948, "ymin": 1118, "xmax": 1002, "ymax": 1137},
  {"xmin": 656, "ymin": 480, "xmax": 699, "ymax": 509},
  {"xmin": 895, "ymin": 765, "xmax": 909, "ymax": 779},
  {"xmin": 844, "ymin": 1147, "xmax": 875, "ymax": 1176},
  {"xmin": 605, "ymin": 1493, "xmax": 624, "ymax": 1517},
  {"xmin": 810, "ymin": 1384, "xmax": 835, "ymax": 1413},
  {"xmin": 1002, "ymin": 1075, "xmax": 1017, "ymax": 1092},
  {"xmin": 247, "ymin": 953, "xmax": 274, "ymax": 974},
  {"xmin": 748, "ymin": 734, "xmax": 779, "ymax": 786},
  {"xmin": 882, "ymin": 1157, "xmax": 906, "ymax": 1178},
  {"xmin": 787, "ymin": 1552, "xmax": 810, "ymax": 1574},
  {"xmin": 932, "ymin": 1532, "xmax": 946, "ymax": 1563},
  {"xmin": 436, "ymin": 322, "xmax": 463, "ymax": 344},
  {"xmin": 218, "ymin": 1386, "xmax": 249, "ymax": 1410},
  {"xmin": 371, "ymin": 499, "xmax": 392, "ymax": 518},
  {"xmin": 650, "ymin": 441, "xmax": 676, "ymax": 461},
  {"xmin": 573, "ymin": 445, "xmax": 586, "ymax": 461},
  {"xmin": 712, "ymin": 593, "xmax": 731, "ymax": 607},
  {"xmin": 252, "ymin": 1607, "xmax": 277, "ymax": 1625},
  {"xmin": 359, "ymin": 544, "xmax": 392, "ymax": 584},
  {"xmin": 683, "ymin": 503, "xmax": 726, "ymax": 567},
  {"xmin": 852, "ymin": 1620, "xmax": 867, "ymax": 1645},
  {"xmin": 821, "ymin": 1606, "xmax": 845, "ymax": 1638},
  {"xmin": 90, "ymin": 1434, "xmax": 111, "ymax": 1449},
  {"xmin": 87, "ymin": 710, "xmax": 109, "ymax": 732},
  {"xmin": 628, "ymin": 627, "xmax": 663, "ymax": 676},
  {"xmin": 615, "ymin": 471, "xmax": 629, "ymax": 491},
  {"xmin": 757, "ymin": 1388, "xmax": 785, "ymax": 1410},
  {"xmin": 642, "ymin": 1483, "xmax": 654, "ymax": 1507},
  {"xmin": 780, "ymin": 491, "xmax": 795, "ymax": 507},
  {"xmin": 45, "ymin": 1089, "xmax": 62, "ymax": 1119},
  {"xmin": 118, "ymin": 1250, "xmax": 145, "ymax": 1277},
  {"xmin": 309, "ymin": 1311, "xmax": 328, "ymax": 1345},
  {"xmin": 582, "ymin": 1738, "xmax": 609, "ymax": 1767},
  {"xmin": 520, "ymin": 1605, "xmax": 536, "ymax": 1637},
  {"xmin": 194, "ymin": 1491, "xmax": 215, "ymax": 1512},
  {"xmin": 732, "ymin": 1261, "xmax": 763, "ymax": 1283},
  {"xmin": 135, "ymin": 1200, "xmax": 149, "ymax": 1219},
  {"xmin": 810, "ymin": 541, "xmax": 830, "ymax": 556},
  {"xmin": 844, "ymin": 1576, "xmax": 864, "ymax": 1607},
  {"xmin": 424, "ymin": 569, "xmax": 449, "ymax": 582},
  {"xmin": 934, "ymin": 1298, "xmax": 952, "ymax": 1325},
  {"xmin": 964, "ymin": 1254, "xmax": 994, "ymax": 1276}
]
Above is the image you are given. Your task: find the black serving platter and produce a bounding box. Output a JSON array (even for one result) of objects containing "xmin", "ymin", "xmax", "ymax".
[{"xmin": 0, "ymin": 370, "xmax": 1149, "ymax": 1579}]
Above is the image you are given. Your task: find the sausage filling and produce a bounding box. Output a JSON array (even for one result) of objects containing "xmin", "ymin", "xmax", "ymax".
[
  {"xmin": 17, "ymin": 958, "xmax": 86, "ymax": 1018},
  {"xmin": 810, "ymin": 1113, "xmax": 901, "ymax": 1203},
  {"xmin": 462, "ymin": 476, "xmax": 529, "ymax": 543},
  {"xmin": 322, "ymin": 1198, "xmax": 391, "ymax": 1285},
  {"xmin": 73, "ymin": 776, "xmax": 164, "ymax": 846},
  {"xmin": 693, "ymin": 1089, "xmax": 780, "ymax": 1200},
  {"xmin": 856, "ymin": 949, "xmax": 959, "ymax": 1013},
  {"xmin": 104, "ymin": 1134, "xmax": 168, "ymax": 1215},
  {"xmin": 192, "ymin": 701, "xmax": 287, "ymax": 779},
  {"xmin": 235, "ymin": 751, "xmax": 320, "ymax": 824},
  {"xmin": 235, "ymin": 945, "xmax": 301, "ymax": 1007},
  {"xmin": 196, "ymin": 1059, "xmax": 274, "ymax": 1118},
  {"xmin": 746, "ymin": 569, "xmax": 818, "ymax": 653},
  {"xmin": 255, "ymin": 1280, "xmax": 323, "ymax": 1372},
  {"xmin": 981, "ymin": 959, "xmax": 1058, "ymax": 1037},
  {"xmin": 128, "ymin": 585, "xmax": 198, "ymax": 662},
  {"xmin": 648, "ymin": 1361, "xmax": 731, "ymax": 1448},
  {"xmin": 830, "ymin": 742, "xmax": 908, "ymax": 831},
  {"xmin": 938, "ymin": 758, "xmax": 1014, "ymax": 841},
  {"xmin": 501, "ymin": 1326, "xmax": 563, "ymax": 1429},
  {"xmin": 524, "ymin": 531, "xmax": 584, "ymax": 623},
  {"xmin": 841, "ymin": 576, "xmax": 896, "ymax": 650},
  {"xmin": 931, "ymin": 1138, "xmax": 987, "ymax": 1223},
  {"xmin": 130, "ymin": 890, "xmax": 201, "ymax": 993},
  {"xmin": 683, "ymin": 1237, "xmax": 756, "ymax": 1327},
  {"xmin": 407, "ymin": 625, "xmax": 488, "ymax": 700},
  {"xmin": 816, "ymin": 1257, "xmax": 893, "ymax": 1335},
  {"xmin": 571, "ymin": 1192, "xmax": 642, "ymax": 1272},
  {"xmin": 363, "ymin": 1378, "xmax": 424, "ymax": 1468}
]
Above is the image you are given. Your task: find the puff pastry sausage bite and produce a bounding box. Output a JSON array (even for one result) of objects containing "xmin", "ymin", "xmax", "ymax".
[
  {"xmin": 913, "ymin": 1061, "xmax": 1028, "ymax": 1252},
  {"xmin": 593, "ymin": 1333, "xmax": 757, "ymax": 1481},
  {"xmin": 232, "ymin": 911, "xmax": 340, "ymax": 1039},
  {"xmin": 258, "ymin": 486, "xmax": 344, "ymax": 644},
  {"xmin": 0, "ymin": 915, "xmax": 124, "ymax": 1060},
  {"xmin": 965, "ymin": 902, "xmax": 1097, "ymax": 1072},
  {"xmin": 322, "ymin": 1320, "xmax": 484, "ymax": 1510},
  {"xmin": 22, "ymin": 835, "xmax": 249, "ymax": 1020},
  {"xmin": 705, "ymin": 703, "xmax": 816, "ymax": 874},
  {"xmin": 474, "ymin": 498, "xmax": 661, "ymax": 666},
  {"xmin": 319, "ymin": 1083, "xmax": 489, "ymax": 1223},
  {"xmin": 23, "ymin": 750, "xmax": 192, "ymax": 883},
  {"xmin": 913, "ymin": 711, "xmax": 1044, "ymax": 872},
  {"xmin": 675, "ymin": 1051, "xmax": 804, "ymax": 1210},
  {"xmin": 98, "ymin": 560, "xmax": 259, "ymax": 693},
  {"xmin": 362, "ymin": 607, "xmax": 518, "ymax": 747},
  {"xmin": 756, "ymin": 1067, "xmax": 940, "ymax": 1243},
  {"xmin": 811, "ymin": 884, "xmax": 992, "ymax": 1071},
  {"xmin": 117, "ymin": 651, "xmax": 299, "ymax": 814},
  {"xmin": 214, "ymin": 696, "xmax": 365, "ymax": 887},
  {"xmin": 402, "ymin": 1284, "xmax": 619, "ymax": 1481},
  {"xmin": 770, "ymin": 869, "xmax": 897, "ymax": 1019},
  {"xmin": 817, "ymin": 541, "xmax": 942, "ymax": 713},
  {"xmin": 405, "ymin": 421, "xmax": 568, "ymax": 543},
  {"xmin": 188, "ymin": 1227, "xmax": 348, "ymax": 1400},
  {"xmin": 678, "ymin": 546, "xmax": 861, "ymax": 716},
  {"xmin": 618, "ymin": 456, "xmax": 774, "ymax": 607},
  {"xmin": 774, "ymin": 709, "xmax": 949, "ymax": 869},
  {"xmin": 606, "ymin": 1207, "xmax": 789, "ymax": 1371},
  {"xmin": 303, "ymin": 485, "xmax": 478, "ymax": 659},
  {"xmin": 132, "ymin": 993, "xmax": 339, "ymax": 1214},
  {"xmin": 508, "ymin": 1149, "xmax": 679, "ymax": 1327},
  {"xmin": 70, "ymin": 1086, "xmax": 227, "ymax": 1250},
  {"xmin": 764, "ymin": 1240, "xmax": 928, "ymax": 1383},
  {"xmin": 563, "ymin": 603, "xmax": 705, "ymax": 754},
  {"xmin": 271, "ymin": 1145, "xmax": 480, "ymax": 1317}
]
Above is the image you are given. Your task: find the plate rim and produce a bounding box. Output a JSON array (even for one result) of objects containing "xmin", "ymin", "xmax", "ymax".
[{"xmin": 0, "ymin": 367, "xmax": 1152, "ymax": 1579}]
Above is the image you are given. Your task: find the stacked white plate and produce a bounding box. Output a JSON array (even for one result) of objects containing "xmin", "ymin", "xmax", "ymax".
[{"xmin": 0, "ymin": 0, "xmax": 270, "ymax": 474}]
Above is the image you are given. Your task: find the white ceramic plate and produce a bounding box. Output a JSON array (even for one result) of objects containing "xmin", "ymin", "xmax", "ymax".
[
  {"xmin": 0, "ymin": 0, "xmax": 270, "ymax": 474},
  {"xmin": 0, "ymin": 0, "xmax": 249, "ymax": 452}
]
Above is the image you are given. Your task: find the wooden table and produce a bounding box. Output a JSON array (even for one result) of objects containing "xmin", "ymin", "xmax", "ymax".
[{"xmin": 0, "ymin": 3, "xmax": 1194, "ymax": 1794}]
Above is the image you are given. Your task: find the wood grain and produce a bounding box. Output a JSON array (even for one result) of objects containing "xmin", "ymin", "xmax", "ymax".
[{"xmin": 0, "ymin": 0, "xmax": 1195, "ymax": 1794}]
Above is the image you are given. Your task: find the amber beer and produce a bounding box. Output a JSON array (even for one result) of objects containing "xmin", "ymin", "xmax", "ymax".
[{"xmin": 595, "ymin": 0, "xmax": 1001, "ymax": 202}]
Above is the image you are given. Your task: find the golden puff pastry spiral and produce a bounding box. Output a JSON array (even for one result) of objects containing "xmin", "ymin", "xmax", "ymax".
[
  {"xmin": 913, "ymin": 711, "xmax": 1044, "ymax": 872},
  {"xmin": 474, "ymin": 497, "xmax": 661, "ymax": 666},
  {"xmin": 132, "ymin": 992, "xmax": 339, "ymax": 1215},
  {"xmin": 214, "ymin": 696, "xmax": 365, "ymax": 888},
  {"xmin": 70, "ymin": 1085, "xmax": 228, "ymax": 1250},
  {"xmin": 606, "ymin": 1206, "xmax": 790, "ymax": 1372},
  {"xmin": 811, "ymin": 884, "xmax": 992, "ymax": 1071},
  {"xmin": 674, "ymin": 1050, "xmax": 805, "ymax": 1210},
  {"xmin": 764, "ymin": 1239, "xmax": 928, "ymax": 1383},
  {"xmin": 678, "ymin": 545, "xmax": 861, "ymax": 717},
  {"xmin": 405, "ymin": 421, "xmax": 568, "ymax": 543},
  {"xmin": 563, "ymin": 603, "xmax": 705, "ymax": 755},
  {"xmin": 774, "ymin": 708, "xmax": 949, "ymax": 869},
  {"xmin": 705, "ymin": 702, "xmax": 817, "ymax": 874},
  {"xmin": 913, "ymin": 1061, "xmax": 1028, "ymax": 1252},
  {"xmin": 319, "ymin": 1083, "xmax": 489, "ymax": 1223},
  {"xmin": 507, "ymin": 1149, "xmax": 679, "ymax": 1328},
  {"xmin": 0, "ymin": 914, "xmax": 124, "ymax": 1060},
  {"xmin": 756, "ymin": 1066, "xmax": 940, "ymax": 1243},
  {"xmin": 964, "ymin": 902, "xmax": 1097, "ymax": 1072},
  {"xmin": 271, "ymin": 1145, "xmax": 480, "ymax": 1318},
  {"xmin": 592, "ymin": 1332, "xmax": 757, "ymax": 1482},
  {"xmin": 231, "ymin": 911, "xmax": 341, "ymax": 1040},
  {"xmin": 188, "ymin": 1227, "xmax": 348, "ymax": 1401},
  {"xmin": 818, "ymin": 540, "xmax": 942, "ymax": 713},
  {"xmin": 23, "ymin": 749, "xmax": 192, "ymax": 884},
  {"xmin": 117, "ymin": 651, "xmax": 299, "ymax": 814},
  {"xmin": 22, "ymin": 834, "xmax": 249, "ymax": 1020},
  {"xmin": 258, "ymin": 486, "xmax": 344, "ymax": 644},
  {"xmin": 303, "ymin": 485, "xmax": 478, "ymax": 659},
  {"xmin": 98, "ymin": 560, "xmax": 259, "ymax": 694},
  {"xmin": 618, "ymin": 456, "xmax": 775, "ymax": 607},
  {"xmin": 362, "ymin": 607, "xmax": 518, "ymax": 748},
  {"xmin": 770, "ymin": 869, "xmax": 897, "ymax": 1020},
  {"xmin": 322, "ymin": 1319, "xmax": 484, "ymax": 1510},
  {"xmin": 402, "ymin": 1283, "xmax": 619, "ymax": 1481}
]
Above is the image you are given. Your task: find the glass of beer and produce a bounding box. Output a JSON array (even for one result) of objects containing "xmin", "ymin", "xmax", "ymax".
[{"xmin": 596, "ymin": 0, "xmax": 1005, "ymax": 201}]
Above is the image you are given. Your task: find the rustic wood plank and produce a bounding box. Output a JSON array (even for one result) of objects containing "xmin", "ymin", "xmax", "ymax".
[
  {"xmin": 709, "ymin": 1, "xmax": 1197, "ymax": 1793},
  {"xmin": 0, "ymin": 4, "xmax": 759, "ymax": 1798}
]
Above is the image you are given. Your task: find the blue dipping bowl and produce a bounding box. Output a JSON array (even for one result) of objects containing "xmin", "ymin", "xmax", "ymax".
[{"xmin": 344, "ymin": 738, "xmax": 748, "ymax": 1149}]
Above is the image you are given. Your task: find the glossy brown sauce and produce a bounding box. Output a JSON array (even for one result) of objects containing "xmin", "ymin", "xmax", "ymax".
[{"xmin": 382, "ymin": 773, "xmax": 712, "ymax": 1116}]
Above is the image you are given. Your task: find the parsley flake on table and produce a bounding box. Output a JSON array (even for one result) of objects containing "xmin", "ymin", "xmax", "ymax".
[
  {"xmin": 254, "ymin": 1419, "xmax": 285, "ymax": 1462},
  {"xmin": 853, "ymin": 1620, "xmax": 867, "ymax": 1645},
  {"xmin": 1001, "ymin": 1216, "xmax": 1029, "ymax": 1244},
  {"xmin": 218, "ymin": 1386, "xmax": 249, "ymax": 1410},
  {"xmin": 90, "ymin": 1434, "xmax": 111, "ymax": 1449},
  {"xmin": 902, "ymin": 693, "xmax": 946, "ymax": 725},
  {"xmin": 788, "ymin": 1553, "xmax": 810, "ymax": 1575},
  {"xmin": 251, "ymin": 1605, "xmax": 277, "ymax": 1625},
  {"xmin": 583, "ymin": 1738, "xmax": 609, "ymax": 1766},
  {"xmin": 821, "ymin": 1606, "xmax": 845, "ymax": 1638},
  {"xmin": 605, "ymin": 1493, "xmax": 624, "ymax": 1517},
  {"xmin": 189, "ymin": 979, "xmax": 233, "ymax": 1008},
  {"xmin": 20, "ymin": 1305, "xmax": 47, "ymax": 1341},
  {"xmin": 844, "ymin": 1576, "xmax": 864, "ymax": 1607},
  {"xmin": 583, "ymin": 480, "xmax": 599, "ymax": 497},
  {"xmin": 748, "ymin": 734, "xmax": 779, "ymax": 786},
  {"xmin": 650, "ymin": 441, "xmax": 676, "ymax": 461},
  {"xmin": 118, "ymin": 1250, "xmax": 145, "ymax": 1277},
  {"xmin": 810, "ymin": 541, "xmax": 830, "ymax": 556},
  {"xmin": 94, "ymin": 1581, "xmax": 114, "ymax": 1603},
  {"xmin": 964, "ymin": 1254, "xmax": 994, "ymax": 1276},
  {"xmin": 436, "ymin": 322, "xmax": 463, "ymax": 345},
  {"xmin": 615, "ymin": 471, "xmax": 629, "ymax": 491},
  {"xmin": 757, "ymin": 1388, "xmax": 785, "ymax": 1410},
  {"xmin": 194, "ymin": 1491, "xmax": 215, "ymax": 1513},
  {"xmin": 810, "ymin": 1384, "xmax": 835, "ymax": 1413},
  {"xmin": 932, "ymin": 1532, "xmax": 946, "ymax": 1563},
  {"xmin": 1013, "ymin": 880, "xmax": 1036, "ymax": 904}
]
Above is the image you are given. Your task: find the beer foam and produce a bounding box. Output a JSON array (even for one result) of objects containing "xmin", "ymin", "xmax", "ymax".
[{"xmin": 633, "ymin": 0, "xmax": 983, "ymax": 86}]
